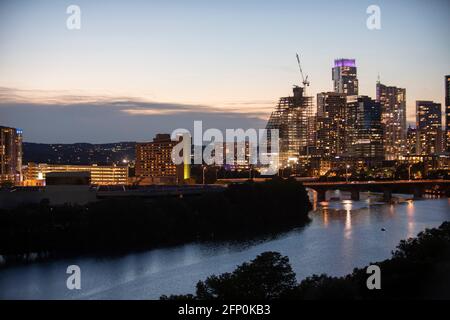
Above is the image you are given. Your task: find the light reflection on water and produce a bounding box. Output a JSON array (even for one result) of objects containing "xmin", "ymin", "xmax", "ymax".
[
  {"xmin": 407, "ymin": 200, "xmax": 416, "ymax": 238},
  {"xmin": 0, "ymin": 197, "xmax": 449, "ymax": 300}
]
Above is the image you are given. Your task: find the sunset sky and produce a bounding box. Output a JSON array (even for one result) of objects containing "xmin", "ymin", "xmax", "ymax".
[{"xmin": 0, "ymin": 0, "xmax": 449, "ymax": 143}]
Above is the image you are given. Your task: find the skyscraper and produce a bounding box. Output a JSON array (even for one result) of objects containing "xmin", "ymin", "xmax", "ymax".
[
  {"xmin": 266, "ymin": 86, "xmax": 314, "ymax": 168},
  {"xmin": 406, "ymin": 126, "xmax": 418, "ymax": 155},
  {"xmin": 332, "ymin": 59, "xmax": 359, "ymax": 96},
  {"xmin": 0, "ymin": 126, "xmax": 23, "ymax": 184},
  {"xmin": 347, "ymin": 96, "xmax": 384, "ymax": 162},
  {"xmin": 376, "ymin": 82, "xmax": 407, "ymax": 160},
  {"xmin": 316, "ymin": 92, "xmax": 348, "ymax": 158},
  {"xmin": 445, "ymin": 75, "xmax": 450, "ymax": 153},
  {"xmin": 416, "ymin": 101, "xmax": 442, "ymax": 155}
]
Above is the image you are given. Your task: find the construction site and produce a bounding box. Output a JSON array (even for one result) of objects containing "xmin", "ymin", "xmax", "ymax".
[{"xmin": 265, "ymin": 54, "xmax": 315, "ymax": 170}]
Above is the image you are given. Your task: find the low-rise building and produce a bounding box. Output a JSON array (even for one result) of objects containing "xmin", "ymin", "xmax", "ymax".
[{"xmin": 23, "ymin": 163, "xmax": 129, "ymax": 186}]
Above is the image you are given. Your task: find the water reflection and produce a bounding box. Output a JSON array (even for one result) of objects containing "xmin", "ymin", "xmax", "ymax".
[
  {"xmin": 0, "ymin": 198, "xmax": 449, "ymax": 299},
  {"xmin": 323, "ymin": 210, "xmax": 329, "ymax": 227},
  {"xmin": 341, "ymin": 200, "xmax": 353, "ymax": 239},
  {"xmin": 389, "ymin": 204, "xmax": 395, "ymax": 216},
  {"xmin": 344, "ymin": 209, "xmax": 352, "ymax": 240},
  {"xmin": 342, "ymin": 200, "xmax": 352, "ymax": 209},
  {"xmin": 406, "ymin": 200, "xmax": 415, "ymax": 238}
]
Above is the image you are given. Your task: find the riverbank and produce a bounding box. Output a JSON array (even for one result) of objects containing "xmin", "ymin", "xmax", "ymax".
[
  {"xmin": 0, "ymin": 178, "xmax": 312, "ymax": 267},
  {"xmin": 0, "ymin": 197, "xmax": 448, "ymax": 299},
  {"xmin": 163, "ymin": 221, "xmax": 450, "ymax": 299}
]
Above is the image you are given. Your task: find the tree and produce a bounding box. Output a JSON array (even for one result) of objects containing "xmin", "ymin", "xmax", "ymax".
[
  {"xmin": 195, "ymin": 252, "xmax": 297, "ymax": 299},
  {"xmin": 0, "ymin": 179, "xmax": 312, "ymax": 264},
  {"xmin": 394, "ymin": 163, "xmax": 409, "ymax": 180},
  {"xmin": 0, "ymin": 181, "xmax": 14, "ymax": 188},
  {"xmin": 162, "ymin": 222, "xmax": 450, "ymax": 300}
]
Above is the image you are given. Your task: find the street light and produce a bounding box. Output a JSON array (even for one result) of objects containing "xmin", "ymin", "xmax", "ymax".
[
  {"xmin": 202, "ymin": 165, "xmax": 207, "ymax": 185},
  {"xmin": 346, "ymin": 164, "xmax": 350, "ymax": 183}
]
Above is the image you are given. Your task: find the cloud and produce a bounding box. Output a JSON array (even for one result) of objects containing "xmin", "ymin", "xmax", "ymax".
[
  {"xmin": 119, "ymin": 101, "xmax": 271, "ymax": 120},
  {"xmin": 0, "ymin": 87, "xmax": 270, "ymax": 143},
  {"xmin": 0, "ymin": 87, "xmax": 272, "ymax": 119},
  {"xmin": 0, "ymin": 87, "xmax": 144, "ymax": 105}
]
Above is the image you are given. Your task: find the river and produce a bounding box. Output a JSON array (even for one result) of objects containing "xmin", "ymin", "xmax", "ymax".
[{"xmin": 0, "ymin": 193, "xmax": 449, "ymax": 300}]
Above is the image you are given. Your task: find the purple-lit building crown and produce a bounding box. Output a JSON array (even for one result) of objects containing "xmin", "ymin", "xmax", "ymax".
[
  {"xmin": 332, "ymin": 58, "xmax": 358, "ymax": 96},
  {"xmin": 334, "ymin": 59, "xmax": 356, "ymax": 68}
]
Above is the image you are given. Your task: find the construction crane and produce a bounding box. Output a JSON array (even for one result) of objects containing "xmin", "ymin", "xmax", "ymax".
[{"xmin": 296, "ymin": 53, "xmax": 310, "ymax": 88}]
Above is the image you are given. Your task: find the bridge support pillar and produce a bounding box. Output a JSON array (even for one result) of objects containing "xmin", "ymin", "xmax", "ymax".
[
  {"xmin": 351, "ymin": 189, "xmax": 360, "ymax": 201},
  {"xmin": 413, "ymin": 187, "xmax": 423, "ymax": 199},
  {"xmin": 317, "ymin": 190, "xmax": 326, "ymax": 202},
  {"xmin": 383, "ymin": 189, "xmax": 392, "ymax": 202}
]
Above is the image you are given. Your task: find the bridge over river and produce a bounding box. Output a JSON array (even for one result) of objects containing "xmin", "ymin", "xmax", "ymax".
[{"xmin": 302, "ymin": 180, "xmax": 450, "ymax": 202}]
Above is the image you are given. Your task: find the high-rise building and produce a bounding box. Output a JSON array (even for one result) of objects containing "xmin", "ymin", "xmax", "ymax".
[
  {"xmin": 376, "ymin": 82, "xmax": 407, "ymax": 160},
  {"xmin": 332, "ymin": 59, "xmax": 359, "ymax": 96},
  {"xmin": 406, "ymin": 126, "xmax": 418, "ymax": 155},
  {"xmin": 416, "ymin": 101, "xmax": 442, "ymax": 155},
  {"xmin": 221, "ymin": 141, "xmax": 253, "ymax": 170},
  {"xmin": 0, "ymin": 126, "xmax": 23, "ymax": 184},
  {"xmin": 316, "ymin": 92, "xmax": 348, "ymax": 158},
  {"xmin": 445, "ymin": 75, "xmax": 450, "ymax": 153},
  {"xmin": 347, "ymin": 96, "xmax": 384, "ymax": 162},
  {"xmin": 136, "ymin": 134, "xmax": 177, "ymax": 177},
  {"xmin": 135, "ymin": 134, "xmax": 186, "ymax": 184},
  {"xmin": 266, "ymin": 86, "xmax": 314, "ymax": 168}
]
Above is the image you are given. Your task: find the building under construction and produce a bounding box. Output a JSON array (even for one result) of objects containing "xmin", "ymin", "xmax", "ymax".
[{"xmin": 266, "ymin": 85, "xmax": 315, "ymax": 169}]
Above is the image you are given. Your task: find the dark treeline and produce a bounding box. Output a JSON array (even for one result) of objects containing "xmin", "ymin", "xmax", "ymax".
[
  {"xmin": 162, "ymin": 221, "xmax": 450, "ymax": 300},
  {"xmin": 0, "ymin": 178, "xmax": 311, "ymax": 266}
]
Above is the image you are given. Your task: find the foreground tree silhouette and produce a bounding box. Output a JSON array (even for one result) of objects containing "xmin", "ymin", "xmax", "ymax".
[
  {"xmin": 163, "ymin": 222, "xmax": 450, "ymax": 300},
  {"xmin": 162, "ymin": 252, "xmax": 297, "ymax": 300},
  {"xmin": 196, "ymin": 252, "xmax": 297, "ymax": 299}
]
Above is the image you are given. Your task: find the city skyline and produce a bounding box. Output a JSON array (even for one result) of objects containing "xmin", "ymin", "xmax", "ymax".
[
  {"xmin": 1, "ymin": 0, "xmax": 450, "ymax": 306},
  {"xmin": 0, "ymin": 0, "xmax": 449, "ymax": 143}
]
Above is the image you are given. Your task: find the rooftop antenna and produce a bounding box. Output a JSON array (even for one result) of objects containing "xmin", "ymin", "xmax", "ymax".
[{"xmin": 296, "ymin": 53, "xmax": 310, "ymax": 88}]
